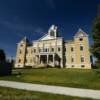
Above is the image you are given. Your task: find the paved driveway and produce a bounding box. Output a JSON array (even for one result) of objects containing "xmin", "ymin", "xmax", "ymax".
[{"xmin": 0, "ymin": 80, "xmax": 100, "ymax": 99}]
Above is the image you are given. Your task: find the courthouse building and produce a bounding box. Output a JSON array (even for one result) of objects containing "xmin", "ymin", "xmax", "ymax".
[{"xmin": 15, "ymin": 25, "xmax": 91, "ymax": 69}]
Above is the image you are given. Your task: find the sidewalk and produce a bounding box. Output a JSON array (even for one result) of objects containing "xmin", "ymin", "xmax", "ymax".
[{"xmin": 0, "ymin": 80, "xmax": 100, "ymax": 99}]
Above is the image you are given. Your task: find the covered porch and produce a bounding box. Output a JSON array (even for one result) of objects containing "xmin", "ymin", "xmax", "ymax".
[{"xmin": 35, "ymin": 53, "xmax": 61, "ymax": 67}]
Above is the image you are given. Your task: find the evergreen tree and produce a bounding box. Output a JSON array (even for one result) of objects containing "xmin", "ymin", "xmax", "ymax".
[
  {"xmin": 0, "ymin": 49, "xmax": 6, "ymax": 62},
  {"xmin": 91, "ymin": 4, "xmax": 100, "ymax": 68}
]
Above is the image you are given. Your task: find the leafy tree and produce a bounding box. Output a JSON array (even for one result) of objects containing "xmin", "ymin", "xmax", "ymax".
[
  {"xmin": 0, "ymin": 49, "xmax": 6, "ymax": 62},
  {"xmin": 91, "ymin": 4, "xmax": 100, "ymax": 68}
]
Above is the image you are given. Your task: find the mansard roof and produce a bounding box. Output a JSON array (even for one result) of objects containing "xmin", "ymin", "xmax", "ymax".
[{"xmin": 74, "ymin": 28, "xmax": 88, "ymax": 38}]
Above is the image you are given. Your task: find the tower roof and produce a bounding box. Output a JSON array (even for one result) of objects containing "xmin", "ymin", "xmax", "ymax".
[
  {"xmin": 21, "ymin": 36, "xmax": 29, "ymax": 43},
  {"xmin": 74, "ymin": 28, "xmax": 88, "ymax": 38}
]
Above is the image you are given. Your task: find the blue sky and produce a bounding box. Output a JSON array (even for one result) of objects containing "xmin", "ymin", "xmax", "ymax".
[{"xmin": 0, "ymin": 0, "xmax": 99, "ymax": 58}]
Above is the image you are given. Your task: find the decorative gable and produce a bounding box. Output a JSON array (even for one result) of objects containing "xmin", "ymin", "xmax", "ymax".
[
  {"xmin": 38, "ymin": 25, "xmax": 59, "ymax": 41},
  {"xmin": 38, "ymin": 34, "xmax": 56, "ymax": 41},
  {"xmin": 74, "ymin": 28, "xmax": 88, "ymax": 38}
]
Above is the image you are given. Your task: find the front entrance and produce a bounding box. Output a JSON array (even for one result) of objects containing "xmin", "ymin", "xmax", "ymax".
[{"xmin": 35, "ymin": 53, "xmax": 61, "ymax": 67}]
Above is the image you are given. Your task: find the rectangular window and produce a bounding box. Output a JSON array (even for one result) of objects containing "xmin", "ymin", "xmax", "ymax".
[
  {"xmin": 43, "ymin": 48, "xmax": 49, "ymax": 52},
  {"xmin": 18, "ymin": 59, "xmax": 21, "ymax": 63},
  {"xmin": 71, "ymin": 57, "xmax": 74, "ymax": 63},
  {"xmin": 81, "ymin": 65, "xmax": 85, "ymax": 68},
  {"xmin": 46, "ymin": 48, "xmax": 47, "ymax": 52},
  {"xmin": 71, "ymin": 65, "xmax": 74, "ymax": 67},
  {"xmin": 58, "ymin": 47, "xmax": 61, "ymax": 52},
  {"xmin": 71, "ymin": 47, "xmax": 74, "ymax": 52},
  {"xmin": 19, "ymin": 50, "xmax": 22, "ymax": 54},
  {"xmin": 80, "ymin": 46, "xmax": 83, "ymax": 51},
  {"xmin": 81, "ymin": 57, "xmax": 84, "ymax": 62},
  {"xmin": 25, "ymin": 59, "xmax": 27, "ymax": 63},
  {"xmin": 52, "ymin": 48, "xmax": 54, "ymax": 52},
  {"xmin": 34, "ymin": 49, "xmax": 36, "ymax": 53}
]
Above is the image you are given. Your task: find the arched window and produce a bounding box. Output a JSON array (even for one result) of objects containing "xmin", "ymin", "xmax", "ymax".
[
  {"xmin": 50, "ymin": 30, "xmax": 55, "ymax": 36},
  {"xmin": 79, "ymin": 38, "xmax": 83, "ymax": 41}
]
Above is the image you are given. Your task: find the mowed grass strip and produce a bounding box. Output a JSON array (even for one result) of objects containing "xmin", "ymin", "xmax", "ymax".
[
  {"xmin": 0, "ymin": 86, "xmax": 94, "ymax": 100},
  {"xmin": 0, "ymin": 68, "xmax": 100, "ymax": 90}
]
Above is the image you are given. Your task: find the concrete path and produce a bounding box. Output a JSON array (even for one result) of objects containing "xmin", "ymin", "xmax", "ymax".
[{"xmin": 0, "ymin": 80, "xmax": 100, "ymax": 100}]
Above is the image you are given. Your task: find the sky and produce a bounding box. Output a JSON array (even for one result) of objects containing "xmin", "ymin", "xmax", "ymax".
[{"xmin": 0, "ymin": 0, "xmax": 99, "ymax": 58}]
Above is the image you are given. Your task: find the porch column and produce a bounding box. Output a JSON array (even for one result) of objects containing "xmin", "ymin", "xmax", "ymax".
[
  {"xmin": 53, "ymin": 54, "xmax": 55, "ymax": 67},
  {"xmin": 47, "ymin": 54, "xmax": 49, "ymax": 64},
  {"xmin": 60, "ymin": 58, "xmax": 63, "ymax": 68},
  {"xmin": 36, "ymin": 55, "xmax": 38, "ymax": 64},
  {"xmin": 39, "ymin": 55, "xmax": 40, "ymax": 64}
]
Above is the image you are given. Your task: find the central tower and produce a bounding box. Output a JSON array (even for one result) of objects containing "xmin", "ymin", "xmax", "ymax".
[{"xmin": 48, "ymin": 25, "xmax": 58, "ymax": 37}]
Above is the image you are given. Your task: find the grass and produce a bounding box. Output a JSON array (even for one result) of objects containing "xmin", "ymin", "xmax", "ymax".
[
  {"xmin": 0, "ymin": 68, "xmax": 100, "ymax": 90},
  {"xmin": 0, "ymin": 86, "xmax": 94, "ymax": 100}
]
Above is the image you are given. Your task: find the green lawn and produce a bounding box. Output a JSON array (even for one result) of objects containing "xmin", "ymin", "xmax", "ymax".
[
  {"xmin": 0, "ymin": 68, "xmax": 100, "ymax": 90},
  {"xmin": 0, "ymin": 86, "xmax": 94, "ymax": 100}
]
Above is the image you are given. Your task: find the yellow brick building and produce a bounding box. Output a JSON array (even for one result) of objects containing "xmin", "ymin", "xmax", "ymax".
[{"xmin": 15, "ymin": 25, "xmax": 91, "ymax": 69}]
